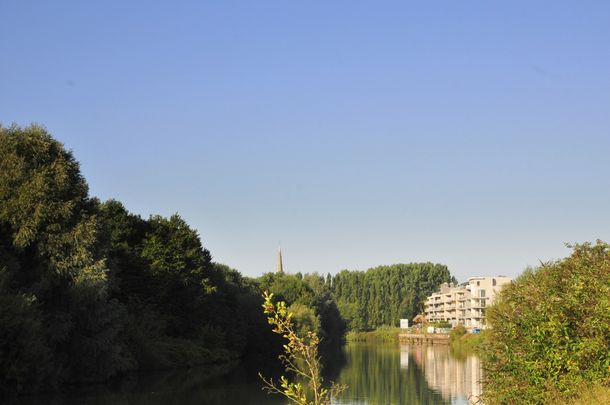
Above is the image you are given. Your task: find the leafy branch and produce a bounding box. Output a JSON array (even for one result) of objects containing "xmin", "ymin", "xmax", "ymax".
[{"xmin": 259, "ymin": 291, "xmax": 347, "ymax": 405}]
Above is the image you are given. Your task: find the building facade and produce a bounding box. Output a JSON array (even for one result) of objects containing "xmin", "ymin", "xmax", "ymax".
[{"xmin": 424, "ymin": 276, "xmax": 512, "ymax": 329}]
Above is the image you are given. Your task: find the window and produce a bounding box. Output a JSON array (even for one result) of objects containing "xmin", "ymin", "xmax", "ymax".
[
  {"xmin": 477, "ymin": 281, "xmax": 480, "ymax": 286},
  {"xmin": 493, "ymin": 278, "xmax": 496, "ymax": 286},
  {"xmin": 480, "ymin": 289, "xmax": 486, "ymax": 298}
]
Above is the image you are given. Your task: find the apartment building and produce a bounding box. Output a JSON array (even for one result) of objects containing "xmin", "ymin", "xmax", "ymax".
[{"xmin": 424, "ymin": 276, "xmax": 512, "ymax": 329}]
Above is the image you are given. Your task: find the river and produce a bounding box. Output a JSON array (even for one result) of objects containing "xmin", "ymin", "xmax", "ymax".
[{"xmin": 14, "ymin": 343, "xmax": 482, "ymax": 405}]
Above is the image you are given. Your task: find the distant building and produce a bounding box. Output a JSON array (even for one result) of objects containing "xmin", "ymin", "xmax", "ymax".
[
  {"xmin": 424, "ymin": 276, "xmax": 512, "ymax": 329},
  {"xmin": 276, "ymin": 246, "xmax": 284, "ymax": 274}
]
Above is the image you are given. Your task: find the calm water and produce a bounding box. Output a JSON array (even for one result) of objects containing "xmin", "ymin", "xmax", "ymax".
[
  {"xmin": 14, "ymin": 343, "xmax": 482, "ymax": 405},
  {"xmin": 332, "ymin": 344, "xmax": 483, "ymax": 405}
]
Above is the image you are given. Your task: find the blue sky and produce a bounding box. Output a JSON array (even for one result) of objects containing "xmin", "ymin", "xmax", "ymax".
[{"xmin": 1, "ymin": 1, "xmax": 609, "ymax": 281}]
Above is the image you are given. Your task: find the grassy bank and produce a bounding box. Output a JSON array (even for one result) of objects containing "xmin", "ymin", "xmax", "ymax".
[
  {"xmin": 346, "ymin": 324, "xmax": 486, "ymax": 349},
  {"xmin": 556, "ymin": 384, "xmax": 610, "ymax": 405},
  {"xmin": 449, "ymin": 326, "xmax": 485, "ymax": 351},
  {"xmin": 346, "ymin": 326, "xmax": 401, "ymax": 343}
]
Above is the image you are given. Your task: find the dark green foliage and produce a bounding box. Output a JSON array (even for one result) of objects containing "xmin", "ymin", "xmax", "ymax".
[
  {"xmin": 0, "ymin": 125, "xmax": 286, "ymax": 396},
  {"xmin": 139, "ymin": 214, "xmax": 214, "ymax": 337},
  {"xmin": 480, "ymin": 241, "xmax": 610, "ymax": 405},
  {"xmin": 98, "ymin": 203, "xmax": 279, "ymax": 369},
  {"xmin": 0, "ymin": 288, "xmax": 53, "ymax": 394},
  {"xmin": 312, "ymin": 289, "xmax": 347, "ymax": 349},
  {"xmin": 0, "ymin": 125, "xmax": 131, "ymax": 392},
  {"xmin": 98, "ymin": 198, "xmax": 279, "ymax": 369},
  {"xmin": 332, "ymin": 263, "xmax": 454, "ymax": 331},
  {"xmin": 206, "ymin": 263, "xmax": 279, "ymax": 357}
]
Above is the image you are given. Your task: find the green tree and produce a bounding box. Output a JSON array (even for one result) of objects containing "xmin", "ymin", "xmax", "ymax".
[
  {"xmin": 332, "ymin": 263, "xmax": 454, "ymax": 331},
  {"xmin": 0, "ymin": 124, "xmax": 130, "ymax": 390},
  {"xmin": 288, "ymin": 303, "xmax": 320, "ymax": 337},
  {"xmin": 140, "ymin": 214, "xmax": 215, "ymax": 337}
]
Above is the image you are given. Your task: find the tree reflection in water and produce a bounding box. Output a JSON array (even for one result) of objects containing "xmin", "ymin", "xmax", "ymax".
[
  {"xmin": 12, "ymin": 359, "xmax": 286, "ymax": 405},
  {"xmin": 14, "ymin": 345, "xmax": 481, "ymax": 405},
  {"xmin": 333, "ymin": 343, "xmax": 482, "ymax": 405}
]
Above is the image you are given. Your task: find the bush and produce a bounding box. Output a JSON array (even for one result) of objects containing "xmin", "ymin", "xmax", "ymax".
[
  {"xmin": 449, "ymin": 324, "xmax": 467, "ymax": 342},
  {"xmin": 480, "ymin": 241, "xmax": 610, "ymax": 404},
  {"xmin": 431, "ymin": 320, "xmax": 452, "ymax": 329},
  {"xmin": 288, "ymin": 303, "xmax": 320, "ymax": 337}
]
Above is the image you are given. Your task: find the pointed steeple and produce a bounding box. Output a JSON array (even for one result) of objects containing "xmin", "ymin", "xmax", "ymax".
[{"xmin": 276, "ymin": 246, "xmax": 284, "ymax": 274}]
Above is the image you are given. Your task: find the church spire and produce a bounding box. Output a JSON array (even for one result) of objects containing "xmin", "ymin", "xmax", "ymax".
[{"xmin": 276, "ymin": 246, "xmax": 284, "ymax": 274}]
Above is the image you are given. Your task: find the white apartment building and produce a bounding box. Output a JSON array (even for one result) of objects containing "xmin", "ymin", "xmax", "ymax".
[{"xmin": 424, "ymin": 276, "xmax": 512, "ymax": 329}]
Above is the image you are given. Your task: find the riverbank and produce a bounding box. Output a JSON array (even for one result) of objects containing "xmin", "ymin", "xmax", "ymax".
[
  {"xmin": 558, "ymin": 384, "xmax": 610, "ymax": 405},
  {"xmin": 347, "ymin": 325, "xmax": 484, "ymax": 349},
  {"xmin": 345, "ymin": 326, "xmax": 401, "ymax": 343},
  {"xmin": 449, "ymin": 327, "xmax": 484, "ymax": 351}
]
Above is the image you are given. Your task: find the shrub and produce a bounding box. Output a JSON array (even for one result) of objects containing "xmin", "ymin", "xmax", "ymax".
[
  {"xmin": 480, "ymin": 241, "xmax": 610, "ymax": 404},
  {"xmin": 449, "ymin": 324, "xmax": 467, "ymax": 342}
]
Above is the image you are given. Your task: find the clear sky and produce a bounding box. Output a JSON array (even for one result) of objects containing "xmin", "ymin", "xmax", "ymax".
[{"xmin": 1, "ymin": 1, "xmax": 609, "ymax": 281}]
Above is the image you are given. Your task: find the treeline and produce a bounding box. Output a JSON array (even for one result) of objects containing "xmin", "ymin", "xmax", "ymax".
[
  {"xmin": 0, "ymin": 125, "xmax": 342, "ymax": 395},
  {"xmin": 332, "ymin": 263, "xmax": 455, "ymax": 331}
]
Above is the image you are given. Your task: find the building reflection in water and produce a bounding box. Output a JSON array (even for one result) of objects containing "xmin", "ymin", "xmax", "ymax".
[{"xmin": 401, "ymin": 344, "xmax": 482, "ymax": 403}]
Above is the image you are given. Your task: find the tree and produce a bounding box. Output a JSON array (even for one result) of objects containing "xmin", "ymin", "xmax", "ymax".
[
  {"xmin": 140, "ymin": 214, "xmax": 215, "ymax": 337},
  {"xmin": 332, "ymin": 263, "xmax": 454, "ymax": 331},
  {"xmin": 259, "ymin": 292, "xmax": 346, "ymax": 405},
  {"xmin": 0, "ymin": 124, "xmax": 130, "ymax": 389}
]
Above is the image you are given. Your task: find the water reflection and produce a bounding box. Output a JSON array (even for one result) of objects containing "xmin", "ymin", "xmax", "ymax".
[
  {"xmin": 333, "ymin": 343, "xmax": 482, "ymax": 405},
  {"xmin": 334, "ymin": 343, "xmax": 448, "ymax": 405},
  {"xmin": 409, "ymin": 345, "xmax": 482, "ymax": 404},
  {"xmin": 12, "ymin": 359, "xmax": 285, "ymax": 405},
  {"xmin": 13, "ymin": 344, "xmax": 482, "ymax": 405}
]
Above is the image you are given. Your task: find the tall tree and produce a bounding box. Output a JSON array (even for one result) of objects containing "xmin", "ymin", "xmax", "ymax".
[
  {"xmin": 332, "ymin": 263, "xmax": 454, "ymax": 331},
  {"xmin": 0, "ymin": 125, "xmax": 130, "ymax": 391}
]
